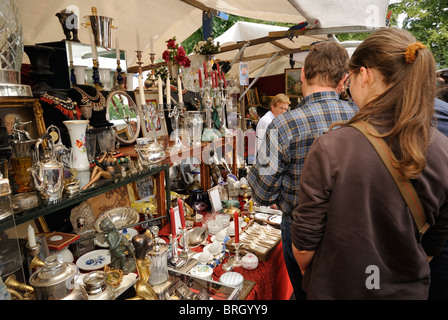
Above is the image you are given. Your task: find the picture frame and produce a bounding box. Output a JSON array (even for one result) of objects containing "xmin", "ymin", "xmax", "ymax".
[
  {"xmin": 207, "ymin": 185, "xmax": 223, "ymax": 213},
  {"xmin": 285, "ymin": 68, "xmax": 303, "ymax": 98},
  {"xmin": 0, "ymin": 97, "xmax": 46, "ymax": 140},
  {"xmin": 246, "ymin": 88, "xmax": 261, "ymax": 107},
  {"xmin": 134, "ymin": 90, "xmax": 168, "ymax": 138}
]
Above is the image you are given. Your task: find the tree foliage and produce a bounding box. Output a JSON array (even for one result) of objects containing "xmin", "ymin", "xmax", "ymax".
[
  {"xmin": 182, "ymin": 1, "xmax": 448, "ymax": 68},
  {"xmin": 389, "ymin": 0, "xmax": 448, "ymax": 69}
]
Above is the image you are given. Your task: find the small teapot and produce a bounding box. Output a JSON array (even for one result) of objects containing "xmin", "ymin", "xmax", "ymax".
[{"xmin": 30, "ymin": 133, "xmax": 65, "ymax": 203}]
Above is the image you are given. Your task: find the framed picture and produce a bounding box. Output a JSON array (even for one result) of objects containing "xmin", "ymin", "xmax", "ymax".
[
  {"xmin": 134, "ymin": 90, "xmax": 168, "ymax": 138},
  {"xmin": 246, "ymin": 88, "xmax": 261, "ymax": 107},
  {"xmin": 285, "ymin": 68, "xmax": 303, "ymax": 98},
  {"xmin": 0, "ymin": 98, "xmax": 46, "ymax": 140}
]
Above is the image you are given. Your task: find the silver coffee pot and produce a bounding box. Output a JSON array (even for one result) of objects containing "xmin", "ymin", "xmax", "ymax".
[{"xmin": 30, "ymin": 134, "xmax": 65, "ymax": 203}]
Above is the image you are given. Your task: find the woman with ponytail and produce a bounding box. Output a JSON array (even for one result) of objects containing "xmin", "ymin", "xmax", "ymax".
[{"xmin": 290, "ymin": 28, "xmax": 448, "ymax": 299}]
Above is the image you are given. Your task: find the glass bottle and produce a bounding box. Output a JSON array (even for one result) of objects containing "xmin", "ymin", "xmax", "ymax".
[{"xmin": 75, "ymin": 217, "xmax": 95, "ymax": 258}]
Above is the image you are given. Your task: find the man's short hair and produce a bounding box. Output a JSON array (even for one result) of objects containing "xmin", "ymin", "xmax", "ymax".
[{"xmin": 304, "ymin": 41, "xmax": 349, "ymax": 88}]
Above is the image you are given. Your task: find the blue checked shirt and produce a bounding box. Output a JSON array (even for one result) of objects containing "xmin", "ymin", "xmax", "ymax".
[{"xmin": 247, "ymin": 91, "xmax": 358, "ymax": 216}]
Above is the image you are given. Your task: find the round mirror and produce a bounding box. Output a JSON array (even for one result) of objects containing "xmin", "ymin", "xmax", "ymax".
[{"xmin": 105, "ymin": 91, "xmax": 141, "ymax": 145}]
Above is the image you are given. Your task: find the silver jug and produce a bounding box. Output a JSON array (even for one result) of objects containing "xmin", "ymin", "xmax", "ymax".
[{"xmin": 30, "ymin": 135, "xmax": 65, "ymax": 203}]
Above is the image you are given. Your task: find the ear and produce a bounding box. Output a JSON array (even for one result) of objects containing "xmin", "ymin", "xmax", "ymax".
[
  {"xmin": 359, "ymin": 66, "xmax": 370, "ymax": 87},
  {"xmin": 300, "ymin": 67, "xmax": 306, "ymax": 83},
  {"xmin": 336, "ymin": 73, "xmax": 349, "ymax": 93}
]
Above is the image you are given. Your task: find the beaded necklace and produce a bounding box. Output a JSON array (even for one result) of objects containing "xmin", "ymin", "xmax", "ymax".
[
  {"xmin": 72, "ymin": 85, "xmax": 106, "ymax": 111},
  {"xmin": 40, "ymin": 93, "xmax": 82, "ymax": 120}
]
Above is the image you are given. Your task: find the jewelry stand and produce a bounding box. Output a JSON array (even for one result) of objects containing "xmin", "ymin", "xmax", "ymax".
[{"xmin": 92, "ymin": 58, "xmax": 101, "ymax": 90}]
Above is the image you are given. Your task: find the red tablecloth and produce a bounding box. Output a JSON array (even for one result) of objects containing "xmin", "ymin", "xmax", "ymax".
[{"xmin": 159, "ymin": 223, "xmax": 293, "ymax": 300}]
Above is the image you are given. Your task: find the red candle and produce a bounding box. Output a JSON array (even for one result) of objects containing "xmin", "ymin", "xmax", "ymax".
[
  {"xmin": 178, "ymin": 197, "xmax": 186, "ymax": 229},
  {"xmin": 234, "ymin": 211, "xmax": 239, "ymax": 243},
  {"xmin": 203, "ymin": 61, "xmax": 208, "ymax": 79},
  {"xmin": 170, "ymin": 207, "xmax": 176, "ymax": 237},
  {"xmin": 211, "ymin": 71, "xmax": 215, "ymax": 87},
  {"xmin": 198, "ymin": 69, "xmax": 203, "ymax": 88},
  {"xmin": 222, "ymin": 71, "xmax": 227, "ymax": 88},
  {"xmin": 216, "ymin": 63, "xmax": 221, "ymax": 79}
]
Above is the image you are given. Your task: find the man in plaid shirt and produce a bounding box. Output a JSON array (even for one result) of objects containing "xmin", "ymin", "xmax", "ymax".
[{"xmin": 248, "ymin": 41, "xmax": 358, "ymax": 299}]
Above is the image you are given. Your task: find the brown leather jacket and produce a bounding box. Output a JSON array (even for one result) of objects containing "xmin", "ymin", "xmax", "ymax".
[{"xmin": 291, "ymin": 126, "xmax": 448, "ymax": 299}]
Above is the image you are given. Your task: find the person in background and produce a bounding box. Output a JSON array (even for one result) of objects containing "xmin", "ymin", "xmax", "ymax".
[
  {"xmin": 256, "ymin": 93, "xmax": 290, "ymax": 151},
  {"xmin": 247, "ymin": 41, "xmax": 358, "ymax": 300},
  {"xmin": 428, "ymin": 86, "xmax": 448, "ymax": 299},
  {"xmin": 291, "ymin": 28, "xmax": 448, "ymax": 299}
]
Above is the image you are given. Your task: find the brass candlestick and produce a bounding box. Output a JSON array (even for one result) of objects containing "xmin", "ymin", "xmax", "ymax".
[{"xmin": 27, "ymin": 243, "xmax": 45, "ymax": 271}]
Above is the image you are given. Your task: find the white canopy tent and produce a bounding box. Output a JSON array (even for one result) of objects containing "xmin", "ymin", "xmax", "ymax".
[{"xmin": 16, "ymin": 0, "xmax": 389, "ymax": 69}]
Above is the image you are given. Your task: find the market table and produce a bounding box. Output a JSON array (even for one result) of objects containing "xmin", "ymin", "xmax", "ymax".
[{"xmin": 158, "ymin": 223, "xmax": 293, "ymax": 300}]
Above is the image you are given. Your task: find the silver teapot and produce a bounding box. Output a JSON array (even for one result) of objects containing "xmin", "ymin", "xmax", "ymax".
[
  {"xmin": 29, "ymin": 255, "xmax": 87, "ymax": 300},
  {"xmin": 30, "ymin": 134, "xmax": 65, "ymax": 203}
]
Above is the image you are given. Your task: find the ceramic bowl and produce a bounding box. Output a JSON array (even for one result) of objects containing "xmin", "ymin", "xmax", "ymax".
[
  {"xmin": 219, "ymin": 271, "xmax": 244, "ymax": 291},
  {"xmin": 241, "ymin": 253, "xmax": 259, "ymax": 270},
  {"xmin": 190, "ymin": 265, "xmax": 213, "ymax": 279}
]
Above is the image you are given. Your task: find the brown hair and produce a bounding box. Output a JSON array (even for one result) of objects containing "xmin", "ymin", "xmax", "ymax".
[
  {"xmin": 342, "ymin": 28, "xmax": 436, "ymax": 179},
  {"xmin": 304, "ymin": 41, "xmax": 349, "ymax": 88},
  {"xmin": 271, "ymin": 93, "xmax": 290, "ymax": 107}
]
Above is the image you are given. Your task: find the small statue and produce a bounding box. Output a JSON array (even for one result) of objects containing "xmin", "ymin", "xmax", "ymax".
[
  {"xmin": 81, "ymin": 151, "xmax": 121, "ymax": 191},
  {"xmin": 99, "ymin": 218, "xmax": 135, "ymax": 274},
  {"xmin": 127, "ymin": 232, "xmax": 158, "ymax": 300},
  {"xmin": 56, "ymin": 9, "xmax": 80, "ymax": 42}
]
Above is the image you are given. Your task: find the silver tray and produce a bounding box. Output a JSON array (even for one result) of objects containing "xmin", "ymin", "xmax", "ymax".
[{"xmin": 94, "ymin": 207, "xmax": 140, "ymax": 233}]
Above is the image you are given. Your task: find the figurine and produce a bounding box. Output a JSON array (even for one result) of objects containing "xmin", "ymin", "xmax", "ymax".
[
  {"xmin": 56, "ymin": 9, "xmax": 80, "ymax": 42},
  {"xmin": 81, "ymin": 151, "xmax": 121, "ymax": 190},
  {"xmin": 127, "ymin": 233, "xmax": 158, "ymax": 300},
  {"xmin": 99, "ymin": 218, "xmax": 135, "ymax": 274}
]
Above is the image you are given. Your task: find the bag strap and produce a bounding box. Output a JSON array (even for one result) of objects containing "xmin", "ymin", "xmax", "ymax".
[{"xmin": 350, "ymin": 121, "xmax": 430, "ymax": 240}]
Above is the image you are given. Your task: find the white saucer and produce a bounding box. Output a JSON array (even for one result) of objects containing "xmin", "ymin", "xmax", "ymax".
[{"xmin": 76, "ymin": 249, "xmax": 111, "ymax": 271}]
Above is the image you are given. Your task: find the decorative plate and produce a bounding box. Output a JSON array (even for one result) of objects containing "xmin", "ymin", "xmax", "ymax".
[{"xmin": 76, "ymin": 249, "xmax": 111, "ymax": 271}]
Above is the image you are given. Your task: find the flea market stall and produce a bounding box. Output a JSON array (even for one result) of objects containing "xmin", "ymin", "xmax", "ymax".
[{"xmin": 0, "ymin": 0, "xmax": 389, "ymax": 301}]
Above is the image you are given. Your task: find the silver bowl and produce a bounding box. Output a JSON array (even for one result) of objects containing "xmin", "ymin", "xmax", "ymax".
[{"xmin": 94, "ymin": 207, "xmax": 140, "ymax": 233}]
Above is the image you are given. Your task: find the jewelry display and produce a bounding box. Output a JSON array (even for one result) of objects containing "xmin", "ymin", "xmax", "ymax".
[
  {"xmin": 72, "ymin": 85, "xmax": 106, "ymax": 111},
  {"xmin": 40, "ymin": 93, "xmax": 82, "ymax": 120}
]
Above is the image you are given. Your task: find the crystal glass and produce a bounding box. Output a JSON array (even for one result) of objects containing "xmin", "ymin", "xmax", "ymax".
[
  {"xmin": 85, "ymin": 133, "xmax": 97, "ymax": 161},
  {"xmin": 185, "ymin": 111, "xmax": 204, "ymax": 147},
  {"xmin": 97, "ymin": 131, "xmax": 115, "ymax": 153}
]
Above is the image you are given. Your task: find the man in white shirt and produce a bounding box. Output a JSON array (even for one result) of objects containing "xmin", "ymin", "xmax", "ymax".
[{"xmin": 256, "ymin": 93, "xmax": 290, "ymax": 150}]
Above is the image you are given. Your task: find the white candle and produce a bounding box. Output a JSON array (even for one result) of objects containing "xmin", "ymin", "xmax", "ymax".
[
  {"xmin": 89, "ymin": 27, "xmax": 98, "ymax": 60},
  {"xmin": 67, "ymin": 40, "xmax": 73, "ymax": 63},
  {"xmin": 136, "ymin": 30, "xmax": 141, "ymax": 51},
  {"xmin": 166, "ymin": 77, "xmax": 171, "ymax": 103},
  {"xmin": 115, "ymin": 34, "xmax": 120, "ymax": 60},
  {"xmin": 138, "ymin": 73, "xmax": 145, "ymax": 106},
  {"xmin": 28, "ymin": 224, "xmax": 36, "ymax": 247},
  {"xmin": 150, "ymin": 34, "xmax": 154, "ymax": 53},
  {"xmin": 158, "ymin": 76, "xmax": 163, "ymax": 103},
  {"xmin": 178, "ymin": 75, "xmax": 183, "ymax": 103}
]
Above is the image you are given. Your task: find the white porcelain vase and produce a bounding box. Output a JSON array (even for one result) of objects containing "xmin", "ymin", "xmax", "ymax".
[
  {"xmin": 63, "ymin": 120, "xmax": 90, "ymax": 171},
  {"xmin": 73, "ymin": 65, "xmax": 87, "ymax": 85}
]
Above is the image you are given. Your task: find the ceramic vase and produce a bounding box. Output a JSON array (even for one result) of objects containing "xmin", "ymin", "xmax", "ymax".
[
  {"xmin": 73, "ymin": 65, "xmax": 87, "ymax": 85},
  {"xmin": 98, "ymin": 68, "xmax": 111, "ymax": 90},
  {"xmin": 63, "ymin": 120, "xmax": 90, "ymax": 171}
]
